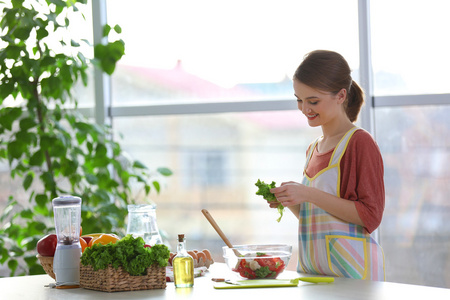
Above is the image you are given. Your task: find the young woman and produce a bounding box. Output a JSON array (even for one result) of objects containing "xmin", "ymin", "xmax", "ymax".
[{"xmin": 269, "ymin": 50, "xmax": 385, "ymax": 281}]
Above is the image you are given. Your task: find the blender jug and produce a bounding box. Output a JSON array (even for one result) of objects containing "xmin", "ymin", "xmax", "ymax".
[
  {"xmin": 52, "ymin": 196, "xmax": 82, "ymax": 288},
  {"xmin": 126, "ymin": 204, "xmax": 162, "ymax": 246}
]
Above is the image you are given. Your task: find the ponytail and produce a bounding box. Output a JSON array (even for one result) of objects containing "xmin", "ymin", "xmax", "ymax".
[{"xmin": 345, "ymin": 80, "xmax": 365, "ymax": 123}]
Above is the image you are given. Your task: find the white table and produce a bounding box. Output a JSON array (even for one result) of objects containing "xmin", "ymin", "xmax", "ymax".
[{"xmin": 1, "ymin": 263, "xmax": 450, "ymax": 300}]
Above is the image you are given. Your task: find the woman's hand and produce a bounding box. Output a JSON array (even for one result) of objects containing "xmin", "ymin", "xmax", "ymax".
[
  {"xmin": 270, "ymin": 181, "xmax": 306, "ymax": 207},
  {"xmin": 270, "ymin": 181, "xmax": 365, "ymax": 226},
  {"xmin": 267, "ymin": 200, "xmax": 281, "ymax": 209}
]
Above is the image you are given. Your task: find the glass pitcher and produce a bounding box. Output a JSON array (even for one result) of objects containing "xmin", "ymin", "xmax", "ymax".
[{"xmin": 126, "ymin": 204, "xmax": 163, "ymax": 246}]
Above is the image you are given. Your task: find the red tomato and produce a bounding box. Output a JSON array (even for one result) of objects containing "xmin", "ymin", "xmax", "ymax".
[
  {"xmin": 36, "ymin": 234, "xmax": 57, "ymax": 256},
  {"xmin": 256, "ymin": 256, "xmax": 285, "ymax": 272},
  {"xmin": 233, "ymin": 259, "xmax": 257, "ymax": 279},
  {"xmin": 144, "ymin": 244, "xmax": 151, "ymax": 248}
]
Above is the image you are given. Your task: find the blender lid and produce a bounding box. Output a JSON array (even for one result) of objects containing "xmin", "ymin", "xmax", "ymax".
[{"xmin": 52, "ymin": 196, "xmax": 82, "ymax": 206}]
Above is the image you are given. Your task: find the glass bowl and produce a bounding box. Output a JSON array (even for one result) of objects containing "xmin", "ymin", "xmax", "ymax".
[{"xmin": 223, "ymin": 244, "xmax": 292, "ymax": 279}]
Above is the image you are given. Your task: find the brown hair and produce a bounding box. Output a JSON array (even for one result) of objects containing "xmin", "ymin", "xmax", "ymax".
[{"xmin": 293, "ymin": 50, "xmax": 364, "ymax": 123}]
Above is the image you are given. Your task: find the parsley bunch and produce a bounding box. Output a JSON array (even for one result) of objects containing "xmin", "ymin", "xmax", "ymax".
[
  {"xmin": 255, "ymin": 179, "xmax": 285, "ymax": 222},
  {"xmin": 81, "ymin": 234, "xmax": 170, "ymax": 276}
]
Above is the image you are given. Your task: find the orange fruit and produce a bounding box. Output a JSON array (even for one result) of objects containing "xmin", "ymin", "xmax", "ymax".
[
  {"xmin": 90, "ymin": 234, "xmax": 120, "ymax": 246},
  {"xmin": 79, "ymin": 237, "xmax": 87, "ymax": 252},
  {"xmin": 88, "ymin": 236, "xmax": 98, "ymax": 247}
]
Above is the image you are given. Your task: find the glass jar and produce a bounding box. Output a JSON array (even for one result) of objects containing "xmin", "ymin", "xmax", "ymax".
[{"xmin": 126, "ymin": 204, "xmax": 163, "ymax": 246}]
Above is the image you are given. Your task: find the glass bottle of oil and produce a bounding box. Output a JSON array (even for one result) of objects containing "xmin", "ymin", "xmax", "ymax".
[{"xmin": 173, "ymin": 234, "xmax": 194, "ymax": 288}]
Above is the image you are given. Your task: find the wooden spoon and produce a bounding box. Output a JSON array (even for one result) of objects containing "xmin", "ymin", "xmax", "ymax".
[{"xmin": 201, "ymin": 209, "xmax": 241, "ymax": 256}]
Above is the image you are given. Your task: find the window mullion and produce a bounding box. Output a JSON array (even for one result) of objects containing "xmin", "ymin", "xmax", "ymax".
[
  {"xmin": 92, "ymin": 0, "xmax": 111, "ymax": 126},
  {"xmin": 358, "ymin": 0, "xmax": 375, "ymax": 135}
]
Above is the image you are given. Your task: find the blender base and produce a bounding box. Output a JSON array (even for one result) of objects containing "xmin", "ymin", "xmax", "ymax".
[{"xmin": 53, "ymin": 245, "xmax": 81, "ymax": 287}]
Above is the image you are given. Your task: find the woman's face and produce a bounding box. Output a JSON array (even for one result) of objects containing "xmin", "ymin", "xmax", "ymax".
[{"xmin": 293, "ymin": 79, "xmax": 346, "ymax": 128}]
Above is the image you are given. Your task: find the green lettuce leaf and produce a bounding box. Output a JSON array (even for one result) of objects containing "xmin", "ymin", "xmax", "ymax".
[
  {"xmin": 81, "ymin": 234, "xmax": 170, "ymax": 276},
  {"xmin": 255, "ymin": 179, "xmax": 285, "ymax": 222}
]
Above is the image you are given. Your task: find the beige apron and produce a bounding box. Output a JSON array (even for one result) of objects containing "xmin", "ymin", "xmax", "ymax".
[{"xmin": 298, "ymin": 127, "xmax": 385, "ymax": 280}]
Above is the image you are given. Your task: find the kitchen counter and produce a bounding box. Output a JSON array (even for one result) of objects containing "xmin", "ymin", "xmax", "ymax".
[{"xmin": 1, "ymin": 263, "xmax": 450, "ymax": 300}]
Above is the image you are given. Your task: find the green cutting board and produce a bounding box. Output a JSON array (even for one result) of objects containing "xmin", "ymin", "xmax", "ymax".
[{"xmin": 213, "ymin": 279, "xmax": 299, "ymax": 289}]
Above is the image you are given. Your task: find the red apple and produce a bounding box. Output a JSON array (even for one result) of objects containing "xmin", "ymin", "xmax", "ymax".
[
  {"xmin": 36, "ymin": 234, "xmax": 57, "ymax": 256},
  {"xmin": 82, "ymin": 236, "xmax": 93, "ymax": 245}
]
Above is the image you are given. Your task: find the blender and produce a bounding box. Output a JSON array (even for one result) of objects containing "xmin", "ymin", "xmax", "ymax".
[{"xmin": 52, "ymin": 196, "xmax": 82, "ymax": 288}]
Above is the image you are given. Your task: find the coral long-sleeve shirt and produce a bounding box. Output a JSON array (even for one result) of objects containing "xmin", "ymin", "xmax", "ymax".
[{"xmin": 305, "ymin": 129, "xmax": 385, "ymax": 233}]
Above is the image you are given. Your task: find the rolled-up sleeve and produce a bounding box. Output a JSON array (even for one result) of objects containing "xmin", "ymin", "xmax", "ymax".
[{"xmin": 340, "ymin": 130, "xmax": 385, "ymax": 233}]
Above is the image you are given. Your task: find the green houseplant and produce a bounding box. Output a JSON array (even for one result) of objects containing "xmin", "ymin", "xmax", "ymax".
[{"xmin": 0, "ymin": 0, "xmax": 171, "ymax": 276}]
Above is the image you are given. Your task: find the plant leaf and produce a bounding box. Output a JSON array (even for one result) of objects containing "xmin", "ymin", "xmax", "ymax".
[
  {"xmin": 23, "ymin": 173, "xmax": 34, "ymax": 190},
  {"xmin": 157, "ymin": 167, "xmax": 173, "ymax": 176}
]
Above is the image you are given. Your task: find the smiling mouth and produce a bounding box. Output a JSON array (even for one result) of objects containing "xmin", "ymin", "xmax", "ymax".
[{"xmin": 306, "ymin": 114, "xmax": 318, "ymax": 120}]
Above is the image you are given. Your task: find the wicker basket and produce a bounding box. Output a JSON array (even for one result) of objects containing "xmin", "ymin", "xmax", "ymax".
[
  {"xmin": 80, "ymin": 264, "xmax": 166, "ymax": 292},
  {"xmin": 36, "ymin": 254, "xmax": 56, "ymax": 280}
]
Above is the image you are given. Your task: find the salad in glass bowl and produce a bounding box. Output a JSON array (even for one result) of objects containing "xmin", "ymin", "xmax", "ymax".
[{"xmin": 223, "ymin": 244, "xmax": 292, "ymax": 279}]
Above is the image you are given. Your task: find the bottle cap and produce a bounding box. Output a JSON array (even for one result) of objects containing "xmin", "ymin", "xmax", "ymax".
[{"xmin": 178, "ymin": 234, "xmax": 185, "ymax": 242}]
